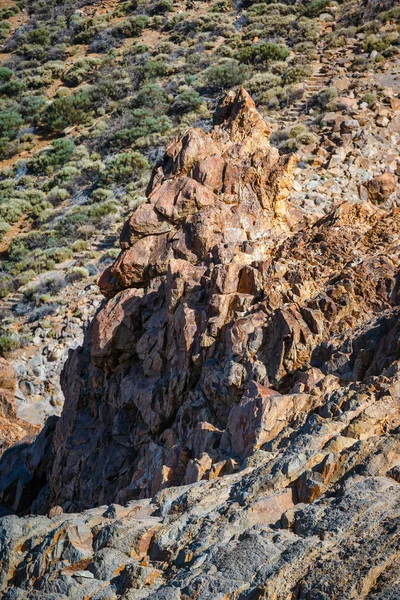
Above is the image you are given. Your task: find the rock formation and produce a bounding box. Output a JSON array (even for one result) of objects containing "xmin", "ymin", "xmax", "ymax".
[
  {"xmin": 0, "ymin": 88, "xmax": 399, "ymax": 598},
  {"xmin": 0, "ymin": 358, "xmax": 39, "ymax": 458}
]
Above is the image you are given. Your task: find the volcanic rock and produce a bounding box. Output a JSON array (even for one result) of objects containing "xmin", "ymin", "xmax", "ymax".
[
  {"xmin": 0, "ymin": 88, "xmax": 400, "ymax": 598},
  {"xmin": 0, "ymin": 359, "xmax": 39, "ymax": 457}
]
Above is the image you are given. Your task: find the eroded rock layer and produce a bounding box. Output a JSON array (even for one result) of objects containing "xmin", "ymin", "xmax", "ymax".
[
  {"xmin": 0, "ymin": 359, "xmax": 39, "ymax": 458},
  {"xmin": 0, "ymin": 88, "xmax": 399, "ymax": 599}
]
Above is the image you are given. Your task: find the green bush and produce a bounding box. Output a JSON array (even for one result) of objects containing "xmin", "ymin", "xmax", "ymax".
[
  {"xmin": 361, "ymin": 93, "xmax": 377, "ymax": 107},
  {"xmin": 51, "ymin": 246, "xmax": 74, "ymax": 263},
  {"xmin": 0, "ymin": 275, "xmax": 13, "ymax": 299},
  {"xmin": 151, "ymin": 0, "xmax": 173, "ymax": 15},
  {"xmin": 311, "ymin": 87, "xmax": 338, "ymax": 110},
  {"xmin": 0, "ymin": 21, "xmax": 11, "ymax": 43},
  {"xmin": 0, "ymin": 220, "xmax": 10, "ymax": 237},
  {"xmin": 45, "ymin": 89, "xmax": 94, "ymax": 132},
  {"xmin": 0, "ymin": 110, "xmax": 23, "ymax": 141},
  {"xmin": 0, "ymin": 67, "xmax": 14, "ymax": 83},
  {"xmin": 379, "ymin": 7, "xmax": 400, "ymax": 23},
  {"xmin": 302, "ymin": 0, "xmax": 330, "ymax": 18},
  {"xmin": 19, "ymin": 94, "xmax": 47, "ymax": 120},
  {"xmin": 238, "ymin": 42, "xmax": 290, "ymax": 66},
  {"xmin": 72, "ymin": 239, "xmax": 89, "ymax": 252},
  {"xmin": 171, "ymin": 87, "xmax": 204, "ymax": 113},
  {"xmin": 271, "ymin": 123, "xmax": 319, "ymax": 153},
  {"xmin": 63, "ymin": 58, "xmax": 100, "ymax": 87},
  {"xmin": 14, "ymin": 269, "xmax": 36, "ymax": 288},
  {"xmin": 0, "ymin": 333, "xmax": 20, "ymax": 356},
  {"xmin": 135, "ymin": 83, "xmax": 169, "ymax": 112},
  {"xmin": 29, "ymin": 138, "xmax": 76, "ymax": 174},
  {"xmin": 144, "ymin": 58, "xmax": 169, "ymax": 79},
  {"xmin": 66, "ymin": 266, "xmax": 89, "ymax": 282},
  {"xmin": 91, "ymin": 188, "xmax": 114, "ymax": 203},
  {"xmin": 282, "ymin": 65, "xmax": 312, "ymax": 85},
  {"xmin": 204, "ymin": 59, "xmax": 249, "ymax": 91},
  {"xmin": 103, "ymin": 151, "xmax": 149, "ymax": 183},
  {"xmin": 91, "ymin": 201, "xmax": 118, "ymax": 221},
  {"xmin": 113, "ymin": 108, "xmax": 173, "ymax": 147},
  {"xmin": 0, "ymin": 199, "xmax": 31, "ymax": 225}
]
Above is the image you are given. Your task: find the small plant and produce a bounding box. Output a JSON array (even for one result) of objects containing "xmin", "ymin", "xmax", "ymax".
[
  {"xmin": 0, "ymin": 333, "xmax": 20, "ymax": 356},
  {"xmin": 271, "ymin": 124, "xmax": 319, "ymax": 154},
  {"xmin": 66, "ymin": 266, "xmax": 90, "ymax": 282},
  {"xmin": 360, "ymin": 93, "xmax": 377, "ymax": 107}
]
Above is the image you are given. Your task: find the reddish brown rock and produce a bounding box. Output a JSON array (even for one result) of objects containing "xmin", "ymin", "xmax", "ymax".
[
  {"xmin": 0, "ymin": 359, "xmax": 40, "ymax": 456},
  {"xmin": 366, "ymin": 172, "xmax": 397, "ymax": 204},
  {"xmin": 100, "ymin": 88, "xmax": 299, "ymax": 299}
]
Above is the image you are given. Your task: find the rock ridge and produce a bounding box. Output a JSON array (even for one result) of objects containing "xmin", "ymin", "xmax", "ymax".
[{"xmin": 0, "ymin": 87, "xmax": 399, "ymax": 599}]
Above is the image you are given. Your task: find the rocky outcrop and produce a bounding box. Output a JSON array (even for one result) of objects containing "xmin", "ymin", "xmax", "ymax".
[
  {"xmin": 99, "ymin": 88, "xmax": 298, "ymax": 298},
  {"xmin": 0, "ymin": 358, "xmax": 39, "ymax": 457},
  {"xmin": 0, "ymin": 88, "xmax": 399, "ymax": 598}
]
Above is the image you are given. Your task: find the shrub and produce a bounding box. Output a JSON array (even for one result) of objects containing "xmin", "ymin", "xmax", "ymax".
[
  {"xmin": 151, "ymin": 0, "xmax": 173, "ymax": 15},
  {"xmin": 0, "ymin": 220, "xmax": 10, "ymax": 237},
  {"xmin": 91, "ymin": 201, "xmax": 118, "ymax": 221},
  {"xmin": 311, "ymin": 87, "xmax": 338, "ymax": 110},
  {"xmin": 282, "ymin": 65, "xmax": 312, "ymax": 85},
  {"xmin": 360, "ymin": 93, "xmax": 377, "ymax": 107},
  {"xmin": 144, "ymin": 58, "xmax": 169, "ymax": 79},
  {"xmin": 91, "ymin": 188, "xmax": 114, "ymax": 203},
  {"xmin": 112, "ymin": 110, "xmax": 173, "ymax": 146},
  {"xmin": 238, "ymin": 42, "xmax": 290, "ymax": 66},
  {"xmin": 0, "ymin": 110, "xmax": 23, "ymax": 141},
  {"xmin": 0, "ymin": 22, "xmax": 11, "ymax": 43},
  {"xmin": 103, "ymin": 151, "xmax": 149, "ymax": 183},
  {"xmin": 0, "ymin": 333, "xmax": 19, "ymax": 356},
  {"xmin": 63, "ymin": 58, "xmax": 100, "ymax": 87},
  {"xmin": 19, "ymin": 94, "xmax": 47, "ymax": 120},
  {"xmin": 52, "ymin": 247, "xmax": 73, "ymax": 263},
  {"xmin": 170, "ymin": 87, "xmax": 204, "ymax": 113},
  {"xmin": 0, "ymin": 67, "xmax": 14, "ymax": 83},
  {"xmin": 29, "ymin": 138, "xmax": 76, "ymax": 174},
  {"xmin": 46, "ymin": 187, "xmax": 70, "ymax": 204},
  {"xmin": 135, "ymin": 83, "xmax": 169, "ymax": 112},
  {"xmin": 362, "ymin": 33, "xmax": 392, "ymax": 53},
  {"xmin": 66, "ymin": 266, "xmax": 89, "ymax": 282},
  {"xmin": 45, "ymin": 89, "xmax": 94, "ymax": 132},
  {"xmin": 204, "ymin": 59, "xmax": 249, "ymax": 91},
  {"xmin": 72, "ymin": 239, "xmax": 89, "ymax": 252},
  {"xmin": 0, "ymin": 275, "xmax": 13, "ymax": 299},
  {"xmin": 0, "ymin": 199, "xmax": 31, "ymax": 224},
  {"xmin": 14, "ymin": 269, "xmax": 36, "ymax": 287},
  {"xmin": 302, "ymin": 0, "xmax": 330, "ymax": 18},
  {"xmin": 271, "ymin": 123, "xmax": 319, "ymax": 153}
]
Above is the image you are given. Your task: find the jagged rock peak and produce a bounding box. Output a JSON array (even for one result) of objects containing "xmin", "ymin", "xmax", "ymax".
[{"xmin": 99, "ymin": 88, "xmax": 299, "ymax": 298}]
